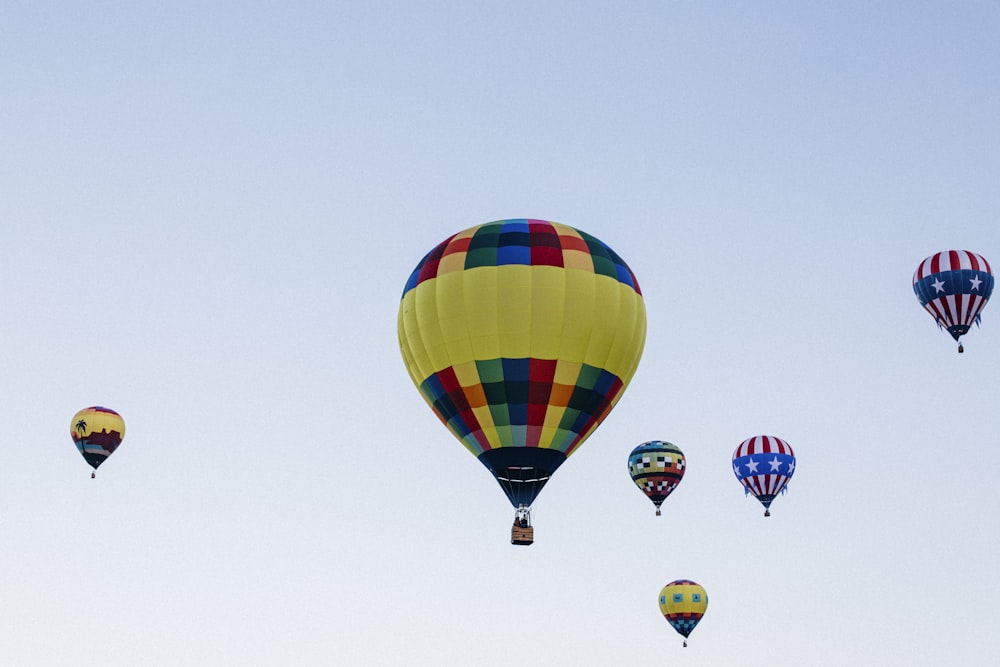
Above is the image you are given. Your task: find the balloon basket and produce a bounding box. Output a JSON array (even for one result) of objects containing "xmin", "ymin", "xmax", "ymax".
[{"xmin": 511, "ymin": 524, "xmax": 534, "ymax": 545}]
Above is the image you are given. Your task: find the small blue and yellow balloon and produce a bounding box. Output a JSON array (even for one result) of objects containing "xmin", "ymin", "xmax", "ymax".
[
  {"xmin": 659, "ymin": 579, "xmax": 708, "ymax": 647},
  {"xmin": 71, "ymin": 406, "xmax": 125, "ymax": 478}
]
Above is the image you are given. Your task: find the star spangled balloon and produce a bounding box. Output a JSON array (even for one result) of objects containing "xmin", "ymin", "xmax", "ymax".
[
  {"xmin": 912, "ymin": 250, "xmax": 993, "ymax": 353},
  {"xmin": 732, "ymin": 435, "xmax": 795, "ymax": 517},
  {"xmin": 628, "ymin": 440, "xmax": 685, "ymax": 516}
]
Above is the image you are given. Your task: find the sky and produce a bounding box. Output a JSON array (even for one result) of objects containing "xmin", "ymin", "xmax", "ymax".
[{"xmin": 1, "ymin": 1, "xmax": 998, "ymax": 665}]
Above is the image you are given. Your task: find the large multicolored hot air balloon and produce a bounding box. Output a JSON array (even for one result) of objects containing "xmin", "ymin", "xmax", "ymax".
[
  {"xmin": 732, "ymin": 435, "xmax": 795, "ymax": 516},
  {"xmin": 659, "ymin": 579, "xmax": 708, "ymax": 647},
  {"xmin": 398, "ymin": 219, "xmax": 646, "ymax": 544},
  {"xmin": 71, "ymin": 406, "xmax": 125, "ymax": 478},
  {"xmin": 912, "ymin": 250, "xmax": 993, "ymax": 353},
  {"xmin": 628, "ymin": 440, "xmax": 685, "ymax": 516}
]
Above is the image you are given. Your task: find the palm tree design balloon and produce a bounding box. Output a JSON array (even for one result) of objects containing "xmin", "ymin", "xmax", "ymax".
[{"xmin": 70, "ymin": 407, "xmax": 125, "ymax": 478}]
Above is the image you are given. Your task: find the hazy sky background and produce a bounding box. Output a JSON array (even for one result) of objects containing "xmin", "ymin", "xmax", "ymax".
[{"xmin": 2, "ymin": 2, "xmax": 998, "ymax": 665}]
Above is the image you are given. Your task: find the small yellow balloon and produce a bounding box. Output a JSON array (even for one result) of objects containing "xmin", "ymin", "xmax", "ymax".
[
  {"xmin": 71, "ymin": 406, "xmax": 125, "ymax": 476},
  {"xmin": 659, "ymin": 580, "xmax": 708, "ymax": 645}
]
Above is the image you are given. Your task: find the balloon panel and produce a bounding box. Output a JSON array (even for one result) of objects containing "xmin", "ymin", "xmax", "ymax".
[
  {"xmin": 478, "ymin": 446, "xmax": 567, "ymax": 508},
  {"xmin": 71, "ymin": 406, "xmax": 125, "ymax": 470}
]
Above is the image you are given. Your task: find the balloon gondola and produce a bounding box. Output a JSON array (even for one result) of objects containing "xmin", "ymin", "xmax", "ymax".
[
  {"xmin": 398, "ymin": 219, "xmax": 646, "ymax": 544},
  {"xmin": 511, "ymin": 506, "xmax": 533, "ymax": 545}
]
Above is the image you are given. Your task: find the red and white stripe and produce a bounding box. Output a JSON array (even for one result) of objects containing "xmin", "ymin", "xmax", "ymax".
[
  {"xmin": 733, "ymin": 435, "xmax": 794, "ymax": 458},
  {"xmin": 912, "ymin": 250, "xmax": 992, "ymax": 282},
  {"xmin": 741, "ymin": 474, "xmax": 786, "ymax": 496}
]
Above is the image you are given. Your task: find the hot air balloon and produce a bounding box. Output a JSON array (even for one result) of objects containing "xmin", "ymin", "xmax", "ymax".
[
  {"xmin": 913, "ymin": 250, "xmax": 993, "ymax": 353},
  {"xmin": 659, "ymin": 579, "xmax": 707, "ymax": 647},
  {"xmin": 628, "ymin": 440, "xmax": 685, "ymax": 516},
  {"xmin": 71, "ymin": 406, "xmax": 125, "ymax": 478},
  {"xmin": 732, "ymin": 435, "xmax": 795, "ymax": 517},
  {"xmin": 398, "ymin": 219, "xmax": 646, "ymax": 545}
]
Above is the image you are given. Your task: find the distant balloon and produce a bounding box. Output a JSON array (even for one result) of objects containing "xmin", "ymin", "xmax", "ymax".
[
  {"xmin": 659, "ymin": 579, "xmax": 708, "ymax": 647},
  {"xmin": 398, "ymin": 219, "xmax": 646, "ymax": 542},
  {"xmin": 71, "ymin": 406, "xmax": 125, "ymax": 478},
  {"xmin": 732, "ymin": 435, "xmax": 795, "ymax": 516},
  {"xmin": 628, "ymin": 440, "xmax": 685, "ymax": 516},
  {"xmin": 912, "ymin": 250, "xmax": 993, "ymax": 353}
]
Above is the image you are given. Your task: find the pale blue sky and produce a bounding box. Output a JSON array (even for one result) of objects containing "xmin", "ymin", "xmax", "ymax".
[{"xmin": 1, "ymin": 2, "xmax": 998, "ymax": 665}]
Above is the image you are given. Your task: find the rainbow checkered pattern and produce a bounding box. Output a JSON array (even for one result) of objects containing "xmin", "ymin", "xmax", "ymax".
[
  {"xmin": 628, "ymin": 440, "xmax": 686, "ymax": 508},
  {"xmin": 403, "ymin": 219, "xmax": 640, "ymax": 294}
]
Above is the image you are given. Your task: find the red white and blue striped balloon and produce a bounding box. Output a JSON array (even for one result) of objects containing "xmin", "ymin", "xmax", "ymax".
[
  {"xmin": 732, "ymin": 435, "xmax": 795, "ymax": 516},
  {"xmin": 912, "ymin": 250, "xmax": 993, "ymax": 350}
]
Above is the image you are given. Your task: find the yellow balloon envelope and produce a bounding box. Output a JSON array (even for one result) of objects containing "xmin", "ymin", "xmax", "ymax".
[{"xmin": 398, "ymin": 219, "xmax": 646, "ymax": 508}]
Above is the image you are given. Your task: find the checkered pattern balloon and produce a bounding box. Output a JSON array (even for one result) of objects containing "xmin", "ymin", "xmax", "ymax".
[
  {"xmin": 628, "ymin": 440, "xmax": 685, "ymax": 515},
  {"xmin": 399, "ymin": 220, "xmax": 646, "ymax": 509}
]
